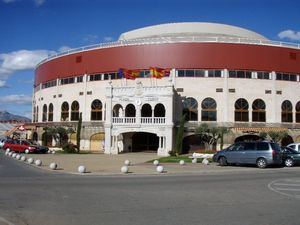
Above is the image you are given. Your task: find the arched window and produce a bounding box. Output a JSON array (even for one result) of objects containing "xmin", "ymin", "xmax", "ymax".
[
  {"xmin": 42, "ymin": 104, "xmax": 47, "ymax": 122},
  {"xmin": 33, "ymin": 107, "xmax": 36, "ymax": 122},
  {"xmin": 71, "ymin": 101, "xmax": 80, "ymax": 121},
  {"xmin": 201, "ymin": 98, "xmax": 217, "ymax": 121},
  {"xmin": 48, "ymin": 103, "xmax": 54, "ymax": 122},
  {"xmin": 252, "ymin": 99, "xmax": 266, "ymax": 122},
  {"xmin": 91, "ymin": 99, "xmax": 102, "ymax": 120},
  {"xmin": 154, "ymin": 103, "xmax": 166, "ymax": 117},
  {"xmin": 296, "ymin": 101, "xmax": 300, "ymax": 123},
  {"xmin": 282, "ymin": 100, "xmax": 293, "ymax": 123},
  {"xmin": 61, "ymin": 102, "xmax": 69, "ymax": 121},
  {"xmin": 235, "ymin": 98, "xmax": 249, "ymax": 122},
  {"xmin": 141, "ymin": 104, "xmax": 152, "ymax": 117},
  {"xmin": 182, "ymin": 97, "xmax": 198, "ymax": 121},
  {"xmin": 36, "ymin": 106, "xmax": 39, "ymax": 122},
  {"xmin": 113, "ymin": 104, "xmax": 123, "ymax": 117},
  {"xmin": 125, "ymin": 104, "xmax": 136, "ymax": 117}
]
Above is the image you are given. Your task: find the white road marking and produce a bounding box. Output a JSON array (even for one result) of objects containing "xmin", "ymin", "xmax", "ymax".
[
  {"xmin": 268, "ymin": 178, "xmax": 300, "ymax": 199},
  {"xmin": 273, "ymin": 183, "xmax": 300, "ymax": 186},
  {"xmin": 0, "ymin": 216, "xmax": 15, "ymax": 225}
]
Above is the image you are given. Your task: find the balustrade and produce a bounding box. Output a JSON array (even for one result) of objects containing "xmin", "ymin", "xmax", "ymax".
[{"xmin": 112, "ymin": 117, "xmax": 165, "ymax": 124}]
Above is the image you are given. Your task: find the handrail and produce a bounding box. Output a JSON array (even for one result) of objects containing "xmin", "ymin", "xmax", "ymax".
[{"xmin": 36, "ymin": 36, "xmax": 300, "ymax": 68}]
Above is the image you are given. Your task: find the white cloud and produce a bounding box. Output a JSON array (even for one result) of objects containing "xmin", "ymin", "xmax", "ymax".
[
  {"xmin": 0, "ymin": 80, "xmax": 6, "ymax": 88},
  {"xmin": 278, "ymin": 29, "xmax": 300, "ymax": 41},
  {"xmin": 83, "ymin": 34, "xmax": 99, "ymax": 44},
  {"xmin": 58, "ymin": 46, "xmax": 72, "ymax": 53},
  {"xmin": 103, "ymin": 36, "xmax": 113, "ymax": 42},
  {"xmin": 34, "ymin": 0, "xmax": 45, "ymax": 6},
  {"xmin": 0, "ymin": 94, "xmax": 32, "ymax": 105},
  {"xmin": 0, "ymin": 49, "xmax": 55, "ymax": 79},
  {"xmin": 2, "ymin": 0, "xmax": 17, "ymax": 3},
  {"xmin": 2, "ymin": 0, "xmax": 45, "ymax": 5}
]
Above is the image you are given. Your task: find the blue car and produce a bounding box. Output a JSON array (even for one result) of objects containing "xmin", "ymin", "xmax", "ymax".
[{"xmin": 213, "ymin": 141, "xmax": 282, "ymax": 168}]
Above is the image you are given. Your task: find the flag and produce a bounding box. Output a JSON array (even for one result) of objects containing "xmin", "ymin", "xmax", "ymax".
[
  {"xmin": 150, "ymin": 67, "xmax": 170, "ymax": 79},
  {"xmin": 118, "ymin": 68, "xmax": 140, "ymax": 80}
]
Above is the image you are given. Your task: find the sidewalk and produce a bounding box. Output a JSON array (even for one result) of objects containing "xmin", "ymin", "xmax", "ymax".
[{"xmin": 12, "ymin": 152, "xmax": 289, "ymax": 176}]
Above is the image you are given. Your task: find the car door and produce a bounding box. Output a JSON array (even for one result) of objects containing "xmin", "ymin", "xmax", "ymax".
[
  {"xmin": 242, "ymin": 142, "xmax": 257, "ymax": 164},
  {"xmin": 225, "ymin": 142, "xmax": 245, "ymax": 164}
]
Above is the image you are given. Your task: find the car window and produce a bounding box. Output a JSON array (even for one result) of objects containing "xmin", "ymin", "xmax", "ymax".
[
  {"xmin": 232, "ymin": 143, "xmax": 244, "ymax": 151},
  {"xmin": 289, "ymin": 145, "xmax": 296, "ymax": 150},
  {"xmin": 257, "ymin": 142, "xmax": 269, "ymax": 151},
  {"xmin": 244, "ymin": 143, "xmax": 256, "ymax": 151},
  {"xmin": 270, "ymin": 143, "xmax": 281, "ymax": 152}
]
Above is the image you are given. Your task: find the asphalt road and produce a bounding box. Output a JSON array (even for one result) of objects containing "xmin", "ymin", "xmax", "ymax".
[{"xmin": 1, "ymin": 152, "xmax": 300, "ymax": 225}]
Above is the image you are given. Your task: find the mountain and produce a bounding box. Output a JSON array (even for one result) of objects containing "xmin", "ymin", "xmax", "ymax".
[{"xmin": 0, "ymin": 111, "xmax": 31, "ymax": 122}]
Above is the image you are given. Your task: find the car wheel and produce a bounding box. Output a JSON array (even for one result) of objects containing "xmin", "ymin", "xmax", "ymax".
[
  {"xmin": 218, "ymin": 156, "xmax": 227, "ymax": 166},
  {"xmin": 284, "ymin": 158, "xmax": 294, "ymax": 167},
  {"xmin": 25, "ymin": 149, "xmax": 29, "ymax": 154},
  {"xmin": 256, "ymin": 158, "xmax": 267, "ymax": 169}
]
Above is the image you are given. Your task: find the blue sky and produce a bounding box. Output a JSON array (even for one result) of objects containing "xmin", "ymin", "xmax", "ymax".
[{"xmin": 0, "ymin": 0, "xmax": 299, "ymax": 119}]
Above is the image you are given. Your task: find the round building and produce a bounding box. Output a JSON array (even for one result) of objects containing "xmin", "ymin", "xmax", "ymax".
[{"xmin": 32, "ymin": 22, "xmax": 300, "ymax": 155}]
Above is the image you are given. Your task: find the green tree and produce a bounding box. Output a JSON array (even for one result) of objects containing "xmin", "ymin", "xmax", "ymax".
[
  {"xmin": 173, "ymin": 113, "xmax": 186, "ymax": 156},
  {"xmin": 267, "ymin": 131, "xmax": 288, "ymax": 144},
  {"xmin": 43, "ymin": 126, "xmax": 74, "ymax": 147},
  {"xmin": 195, "ymin": 123, "xmax": 230, "ymax": 151}
]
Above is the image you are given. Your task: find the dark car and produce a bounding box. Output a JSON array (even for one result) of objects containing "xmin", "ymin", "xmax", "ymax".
[
  {"xmin": 281, "ymin": 147, "xmax": 300, "ymax": 167},
  {"xmin": 3, "ymin": 139, "xmax": 48, "ymax": 154},
  {"xmin": 213, "ymin": 141, "xmax": 282, "ymax": 168}
]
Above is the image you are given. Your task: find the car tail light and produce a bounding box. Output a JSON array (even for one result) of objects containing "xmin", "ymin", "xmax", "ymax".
[{"xmin": 272, "ymin": 149, "xmax": 276, "ymax": 158}]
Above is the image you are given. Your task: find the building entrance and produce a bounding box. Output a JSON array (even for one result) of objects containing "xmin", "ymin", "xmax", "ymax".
[{"xmin": 132, "ymin": 132, "xmax": 159, "ymax": 152}]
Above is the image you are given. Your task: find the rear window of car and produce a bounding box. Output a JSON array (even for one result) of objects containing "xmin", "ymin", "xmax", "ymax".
[
  {"xmin": 270, "ymin": 143, "xmax": 281, "ymax": 152},
  {"xmin": 257, "ymin": 142, "xmax": 269, "ymax": 151}
]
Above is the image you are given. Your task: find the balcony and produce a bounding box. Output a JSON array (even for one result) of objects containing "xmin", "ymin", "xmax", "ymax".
[{"xmin": 112, "ymin": 117, "xmax": 165, "ymax": 124}]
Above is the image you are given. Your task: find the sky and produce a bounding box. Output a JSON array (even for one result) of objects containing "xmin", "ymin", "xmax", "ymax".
[{"xmin": 0, "ymin": 0, "xmax": 300, "ymax": 119}]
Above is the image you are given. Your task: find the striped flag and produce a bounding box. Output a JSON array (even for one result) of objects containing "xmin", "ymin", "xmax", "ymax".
[
  {"xmin": 118, "ymin": 68, "xmax": 140, "ymax": 80},
  {"xmin": 150, "ymin": 67, "xmax": 170, "ymax": 79}
]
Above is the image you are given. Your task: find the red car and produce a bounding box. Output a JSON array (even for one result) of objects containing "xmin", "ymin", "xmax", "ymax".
[{"xmin": 3, "ymin": 140, "xmax": 48, "ymax": 154}]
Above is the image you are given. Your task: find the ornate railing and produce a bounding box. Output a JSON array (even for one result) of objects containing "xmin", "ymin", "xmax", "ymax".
[{"xmin": 112, "ymin": 117, "xmax": 165, "ymax": 124}]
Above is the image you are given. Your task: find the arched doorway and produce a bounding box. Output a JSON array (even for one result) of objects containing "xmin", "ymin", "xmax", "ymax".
[
  {"xmin": 182, "ymin": 135, "xmax": 205, "ymax": 154},
  {"xmin": 281, "ymin": 135, "xmax": 293, "ymax": 147},
  {"xmin": 70, "ymin": 133, "xmax": 76, "ymax": 145},
  {"xmin": 42, "ymin": 132, "xmax": 53, "ymax": 147},
  {"xmin": 90, "ymin": 133, "xmax": 105, "ymax": 151},
  {"xmin": 32, "ymin": 132, "xmax": 38, "ymax": 143},
  {"xmin": 132, "ymin": 132, "xmax": 159, "ymax": 152},
  {"xmin": 234, "ymin": 134, "xmax": 262, "ymax": 142}
]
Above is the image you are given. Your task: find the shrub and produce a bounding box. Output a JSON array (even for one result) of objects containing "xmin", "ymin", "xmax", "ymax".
[{"xmin": 62, "ymin": 142, "xmax": 79, "ymax": 153}]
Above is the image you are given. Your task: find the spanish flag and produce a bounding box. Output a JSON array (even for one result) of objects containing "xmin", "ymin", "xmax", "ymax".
[
  {"xmin": 150, "ymin": 67, "xmax": 170, "ymax": 79},
  {"xmin": 118, "ymin": 68, "xmax": 140, "ymax": 80}
]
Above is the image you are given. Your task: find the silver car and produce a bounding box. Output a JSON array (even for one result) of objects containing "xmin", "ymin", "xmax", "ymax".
[{"xmin": 213, "ymin": 141, "xmax": 282, "ymax": 168}]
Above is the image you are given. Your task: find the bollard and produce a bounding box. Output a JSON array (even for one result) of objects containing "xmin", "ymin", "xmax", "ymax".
[
  {"xmin": 179, "ymin": 160, "xmax": 185, "ymax": 165},
  {"xmin": 121, "ymin": 165, "xmax": 129, "ymax": 174},
  {"xmin": 156, "ymin": 165, "xmax": 164, "ymax": 173},
  {"xmin": 153, "ymin": 160, "xmax": 159, "ymax": 166},
  {"xmin": 35, "ymin": 159, "xmax": 42, "ymax": 166},
  {"xmin": 124, "ymin": 160, "xmax": 131, "ymax": 166},
  {"xmin": 49, "ymin": 162, "xmax": 57, "ymax": 170},
  {"xmin": 78, "ymin": 165, "xmax": 86, "ymax": 173}
]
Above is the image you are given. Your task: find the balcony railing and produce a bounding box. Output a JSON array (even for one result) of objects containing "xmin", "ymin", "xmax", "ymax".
[{"xmin": 112, "ymin": 117, "xmax": 165, "ymax": 124}]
